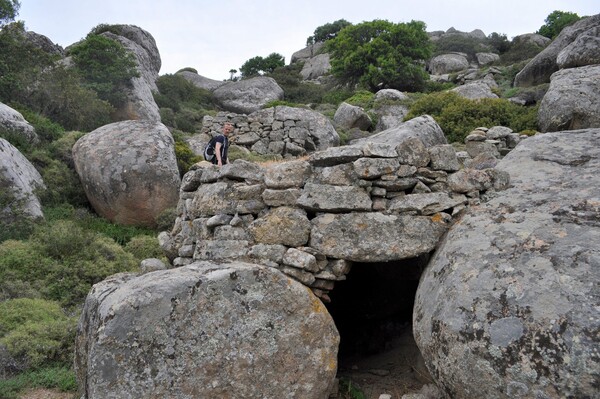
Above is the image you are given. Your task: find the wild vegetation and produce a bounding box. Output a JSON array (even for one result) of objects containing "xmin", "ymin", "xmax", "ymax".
[{"xmin": 0, "ymin": 2, "xmax": 582, "ymax": 396}]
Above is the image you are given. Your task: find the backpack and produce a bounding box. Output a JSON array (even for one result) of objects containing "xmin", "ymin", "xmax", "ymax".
[{"xmin": 203, "ymin": 136, "xmax": 219, "ymax": 162}]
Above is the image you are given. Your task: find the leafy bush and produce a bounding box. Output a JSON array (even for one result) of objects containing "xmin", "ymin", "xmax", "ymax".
[
  {"xmin": 344, "ymin": 90, "xmax": 375, "ymax": 109},
  {"xmin": 0, "ymin": 22, "xmax": 57, "ymax": 105},
  {"xmin": 537, "ymin": 10, "xmax": 581, "ymax": 39},
  {"xmin": 267, "ymin": 63, "xmax": 328, "ymax": 104},
  {"xmin": 0, "ymin": 0, "xmax": 20, "ymax": 26},
  {"xmin": 433, "ymin": 34, "xmax": 491, "ymax": 60},
  {"xmin": 172, "ymin": 131, "xmax": 202, "ymax": 176},
  {"xmin": 125, "ymin": 235, "xmax": 166, "ymax": 262},
  {"xmin": 321, "ymin": 88, "xmax": 356, "ymax": 105},
  {"xmin": 326, "ymin": 19, "xmax": 432, "ymax": 92},
  {"xmin": 405, "ymin": 91, "xmax": 538, "ymax": 142},
  {"xmin": 0, "ymin": 220, "xmax": 139, "ymax": 307},
  {"xmin": 240, "ymin": 53, "xmax": 286, "ymax": 78},
  {"xmin": 0, "ymin": 298, "xmax": 77, "ymax": 372},
  {"xmin": 69, "ymin": 33, "xmax": 140, "ymax": 108},
  {"xmin": 24, "ymin": 65, "xmax": 113, "ymax": 131},
  {"xmin": 154, "ymin": 74, "xmax": 215, "ymax": 132},
  {"xmin": 498, "ymin": 39, "xmax": 545, "ymax": 65},
  {"xmin": 306, "ymin": 19, "xmax": 352, "ymax": 46}
]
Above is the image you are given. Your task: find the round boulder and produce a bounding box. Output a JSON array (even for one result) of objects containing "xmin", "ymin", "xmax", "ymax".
[
  {"xmin": 75, "ymin": 261, "xmax": 339, "ymax": 399},
  {"xmin": 414, "ymin": 129, "xmax": 600, "ymax": 398},
  {"xmin": 0, "ymin": 102, "xmax": 38, "ymax": 144},
  {"xmin": 213, "ymin": 76, "xmax": 284, "ymax": 114},
  {"xmin": 429, "ymin": 53, "xmax": 469, "ymax": 75},
  {"xmin": 333, "ymin": 102, "xmax": 372, "ymax": 131},
  {"xmin": 72, "ymin": 120, "xmax": 181, "ymax": 227},
  {"xmin": 538, "ymin": 65, "xmax": 600, "ymax": 132}
]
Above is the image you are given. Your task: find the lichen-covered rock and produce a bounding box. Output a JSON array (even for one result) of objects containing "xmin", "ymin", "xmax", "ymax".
[
  {"xmin": 248, "ymin": 206, "xmax": 311, "ymax": 247},
  {"xmin": 75, "ymin": 261, "xmax": 339, "ymax": 399},
  {"xmin": 310, "ymin": 212, "xmax": 449, "ymax": 262},
  {"xmin": 300, "ymin": 53, "xmax": 331, "ymax": 80},
  {"xmin": 334, "ymin": 102, "xmax": 372, "ymax": 131},
  {"xmin": 428, "ymin": 53, "xmax": 469, "ymax": 75},
  {"xmin": 0, "ymin": 138, "xmax": 45, "ymax": 220},
  {"xmin": 556, "ymin": 28, "xmax": 600, "ymax": 69},
  {"xmin": 414, "ymin": 128, "xmax": 600, "ymax": 398},
  {"xmin": 0, "ymin": 102, "xmax": 38, "ymax": 144},
  {"xmin": 72, "ymin": 120, "xmax": 180, "ymax": 227},
  {"xmin": 451, "ymin": 82, "xmax": 499, "ymax": 99},
  {"xmin": 538, "ymin": 65, "xmax": 600, "ymax": 132},
  {"xmin": 350, "ymin": 115, "xmax": 447, "ymax": 148},
  {"xmin": 213, "ymin": 77, "xmax": 284, "ymax": 114},
  {"xmin": 176, "ymin": 70, "xmax": 227, "ymax": 91},
  {"xmin": 514, "ymin": 14, "xmax": 600, "ymax": 87},
  {"xmin": 101, "ymin": 25, "xmax": 162, "ymax": 121}
]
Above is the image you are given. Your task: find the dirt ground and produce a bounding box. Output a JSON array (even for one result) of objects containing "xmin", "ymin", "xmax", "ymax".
[{"xmin": 335, "ymin": 327, "xmax": 435, "ymax": 399}]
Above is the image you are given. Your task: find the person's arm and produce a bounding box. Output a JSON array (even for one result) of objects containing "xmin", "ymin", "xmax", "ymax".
[{"xmin": 215, "ymin": 142, "xmax": 223, "ymax": 166}]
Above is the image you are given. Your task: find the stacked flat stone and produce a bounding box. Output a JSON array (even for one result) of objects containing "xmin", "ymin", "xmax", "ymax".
[
  {"xmin": 464, "ymin": 126, "xmax": 527, "ymax": 159},
  {"xmin": 160, "ymin": 139, "xmax": 509, "ymax": 302},
  {"xmin": 201, "ymin": 111, "xmax": 316, "ymax": 158}
]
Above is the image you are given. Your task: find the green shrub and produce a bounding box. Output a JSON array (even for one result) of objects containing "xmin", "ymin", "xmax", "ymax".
[
  {"xmin": 0, "ymin": 298, "xmax": 77, "ymax": 371},
  {"xmin": 69, "ymin": 33, "xmax": 140, "ymax": 109},
  {"xmin": 69, "ymin": 209, "xmax": 155, "ymax": 246},
  {"xmin": 322, "ymin": 88, "xmax": 356, "ymax": 105},
  {"xmin": 405, "ymin": 91, "xmax": 538, "ymax": 143},
  {"xmin": 125, "ymin": 235, "xmax": 166, "ymax": 262},
  {"xmin": 14, "ymin": 108, "xmax": 64, "ymax": 143},
  {"xmin": 267, "ymin": 63, "xmax": 329, "ymax": 104},
  {"xmin": 498, "ymin": 40, "xmax": 544, "ymax": 65},
  {"xmin": 344, "ymin": 90, "xmax": 375, "ymax": 109},
  {"xmin": 0, "ymin": 219, "xmax": 140, "ymax": 307},
  {"xmin": 155, "ymin": 207, "xmax": 178, "ymax": 232},
  {"xmin": 433, "ymin": 34, "xmax": 490, "ymax": 60},
  {"xmin": 0, "ymin": 366, "xmax": 76, "ymax": 399},
  {"xmin": 173, "ymin": 134, "xmax": 202, "ymax": 176}
]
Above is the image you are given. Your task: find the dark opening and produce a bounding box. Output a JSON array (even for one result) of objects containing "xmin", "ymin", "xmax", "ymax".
[{"xmin": 324, "ymin": 254, "xmax": 429, "ymax": 361}]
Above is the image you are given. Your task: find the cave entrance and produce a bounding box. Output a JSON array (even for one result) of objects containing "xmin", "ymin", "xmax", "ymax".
[{"xmin": 324, "ymin": 254, "xmax": 432, "ymax": 392}]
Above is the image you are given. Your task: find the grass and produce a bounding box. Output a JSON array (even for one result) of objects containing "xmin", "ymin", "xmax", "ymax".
[
  {"xmin": 339, "ymin": 378, "xmax": 367, "ymax": 399},
  {"xmin": 0, "ymin": 366, "xmax": 77, "ymax": 399}
]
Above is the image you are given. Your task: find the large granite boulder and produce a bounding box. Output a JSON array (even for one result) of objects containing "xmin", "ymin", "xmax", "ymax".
[
  {"xmin": 556, "ymin": 27, "xmax": 600, "ymax": 69},
  {"xmin": 0, "ymin": 138, "xmax": 45, "ymax": 220},
  {"xmin": 213, "ymin": 77, "xmax": 284, "ymax": 114},
  {"xmin": 451, "ymin": 81, "xmax": 499, "ymax": 100},
  {"xmin": 428, "ymin": 53, "xmax": 469, "ymax": 75},
  {"xmin": 0, "ymin": 102, "xmax": 38, "ymax": 144},
  {"xmin": 75, "ymin": 261, "xmax": 339, "ymax": 399},
  {"xmin": 72, "ymin": 120, "xmax": 180, "ymax": 227},
  {"xmin": 537, "ymin": 64, "xmax": 600, "ymax": 132},
  {"xmin": 333, "ymin": 102, "xmax": 372, "ymax": 131},
  {"xmin": 300, "ymin": 53, "xmax": 331, "ymax": 80},
  {"xmin": 100, "ymin": 25, "xmax": 162, "ymax": 121},
  {"xmin": 512, "ymin": 33, "xmax": 551, "ymax": 48},
  {"xmin": 176, "ymin": 70, "xmax": 226, "ymax": 91},
  {"xmin": 514, "ymin": 14, "xmax": 600, "ymax": 87},
  {"xmin": 290, "ymin": 42, "xmax": 325, "ymax": 64},
  {"xmin": 350, "ymin": 115, "xmax": 447, "ymax": 148},
  {"xmin": 414, "ymin": 128, "xmax": 600, "ymax": 398}
]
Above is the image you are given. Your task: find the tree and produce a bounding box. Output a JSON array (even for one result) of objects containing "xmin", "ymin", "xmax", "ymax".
[
  {"xmin": 69, "ymin": 33, "xmax": 140, "ymax": 108},
  {"xmin": 487, "ymin": 32, "xmax": 511, "ymax": 54},
  {"xmin": 239, "ymin": 52, "xmax": 285, "ymax": 77},
  {"xmin": 537, "ymin": 10, "xmax": 581, "ymax": 39},
  {"xmin": 229, "ymin": 69, "xmax": 237, "ymax": 80},
  {"xmin": 0, "ymin": 0, "xmax": 20, "ymax": 26},
  {"xmin": 326, "ymin": 19, "xmax": 432, "ymax": 92},
  {"xmin": 306, "ymin": 19, "xmax": 352, "ymax": 46}
]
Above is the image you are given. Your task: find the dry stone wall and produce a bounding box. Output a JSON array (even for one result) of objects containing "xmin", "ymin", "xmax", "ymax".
[
  {"xmin": 201, "ymin": 106, "xmax": 339, "ymax": 158},
  {"xmin": 161, "ymin": 139, "xmax": 510, "ymax": 302}
]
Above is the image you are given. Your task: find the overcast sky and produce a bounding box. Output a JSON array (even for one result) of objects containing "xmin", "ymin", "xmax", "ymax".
[{"xmin": 17, "ymin": 0, "xmax": 598, "ymax": 81}]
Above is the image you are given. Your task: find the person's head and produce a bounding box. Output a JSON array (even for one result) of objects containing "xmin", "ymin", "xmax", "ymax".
[{"xmin": 222, "ymin": 123, "xmax": 234, "ymax": 136}]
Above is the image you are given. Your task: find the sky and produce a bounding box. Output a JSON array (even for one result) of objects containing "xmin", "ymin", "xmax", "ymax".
[{"xmin": 16, "ymin": 0, "xmax": 599, "ymax": 81}]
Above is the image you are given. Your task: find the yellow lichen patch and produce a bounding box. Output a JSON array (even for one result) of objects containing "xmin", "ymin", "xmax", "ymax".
[
  {"xmin": 306, "ymin": 286, "xmax": 327, "ymax": 314},
  {"xmin": 431, "ymin": 213, "xmax": 444, "ymax": 223}
]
